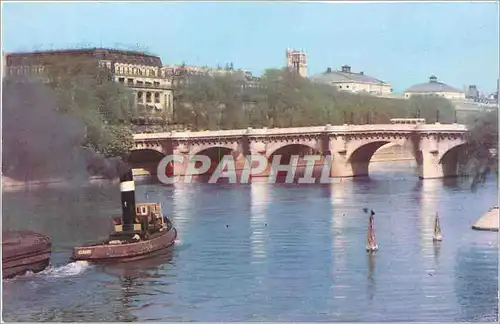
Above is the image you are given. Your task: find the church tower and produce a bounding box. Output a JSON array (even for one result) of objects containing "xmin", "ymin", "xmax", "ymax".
[{"xmin": 286, "ymin": 48, "xmax": 307, "ymax": 78}]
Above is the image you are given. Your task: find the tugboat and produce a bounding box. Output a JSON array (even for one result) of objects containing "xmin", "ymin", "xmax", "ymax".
[
  {"xmin": 432, "ymin": 212, "xmax": 443, "ymax": 241},
  {"xmin": 71, "ymin": 169, "xmax": 177, "ymax": 262},
  {"xmin": 365, "ymin": 209, "xmax": 379, "ymax": 252},
  {"xmin": 2, "ymin": 231, "xmax": 52, "ymax": 279}
]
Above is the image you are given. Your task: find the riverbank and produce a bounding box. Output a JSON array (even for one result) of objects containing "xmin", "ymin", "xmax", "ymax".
[{"xmin": 2, "ymin": 176, "xmax": 119, "ymax": 192}]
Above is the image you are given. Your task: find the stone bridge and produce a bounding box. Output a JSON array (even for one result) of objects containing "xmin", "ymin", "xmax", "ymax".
[{"xmin": 131, "ymin": 123, "xmax": 468, "ymax": 179}]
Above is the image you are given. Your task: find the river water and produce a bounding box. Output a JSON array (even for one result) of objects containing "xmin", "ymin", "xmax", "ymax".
[{"xmin": 2, "ymin": 161, "xmax": 498, "ymax": 322}]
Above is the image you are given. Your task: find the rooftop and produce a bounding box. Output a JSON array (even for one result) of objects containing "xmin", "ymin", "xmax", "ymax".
[
  {"xmin": 5, "ymin": 48, "xmax": 163, "ymax": 67},
  {"xmin": 405, "ymin": 76, "xmax": 463, "ymax": 94},
  {"xmin": 309, "ymin": 65, "xmax": 389, "ymax": 85}
]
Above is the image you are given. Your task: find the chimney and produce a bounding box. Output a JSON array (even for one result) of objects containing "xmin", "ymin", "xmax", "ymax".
[
  {"xmin": 429, "ymin": 75, "xmax": 438, "ymax": 83},
  {"xmin": 360, "ymin": 71, "xmax": 364, "ymax": 75},
  {"xmin": 341, "ymin": 65, "xmax": 351, "ymax": 73},
  {"xmin": 120, "ymin": 169, "xmax": 136, "ymax": 232},
  {"xmin": 326, "ymin": 67, "xmax": 332, "ymax": 73}
]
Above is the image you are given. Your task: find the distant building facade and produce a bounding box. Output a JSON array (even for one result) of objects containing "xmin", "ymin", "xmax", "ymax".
[
  {"xmin": 310, "ymin": 65, "xmax": 393, "ymax": 96},
  {"xmin": 4, "ymin": 48, "xmax": 174, "ymax": 120},
  {"xmin": 286, "ymin": 49, "xmax": 307, "ymax": 78},
  {"xmin": 465, "ymin": 85, "xmax": 479, "ymax": 100},
  {"xmin": 404, "ymin": 75, "xmax": 465, "ymax": 100}
]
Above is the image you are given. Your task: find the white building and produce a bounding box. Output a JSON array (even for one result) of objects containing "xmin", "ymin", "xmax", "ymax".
[
  {"xmin": 404, "ymin": 75, "xmax": 465, "ymax": 100},
  {"xmin": 310, "ymin": 65, "xmax": 393, "ymax": 96}
]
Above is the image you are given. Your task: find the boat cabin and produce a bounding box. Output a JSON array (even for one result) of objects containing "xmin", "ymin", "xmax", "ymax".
[{"xmin": 112, "ymin": 203, "xmax": 167, "ymax": 235}]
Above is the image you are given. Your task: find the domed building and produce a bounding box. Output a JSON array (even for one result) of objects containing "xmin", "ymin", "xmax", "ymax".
[
  {"xmin": 310, "ymin": 65, "xmax": 393, "ymax": 96},
  {"xmin": 404, "ymin": 75, "xmax": 465, "ymax": 100}
]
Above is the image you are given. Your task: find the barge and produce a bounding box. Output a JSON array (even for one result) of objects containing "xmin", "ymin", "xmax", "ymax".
[{"xmin": 2, "ymin": 230, "xmax": 52, "ymax": 279}]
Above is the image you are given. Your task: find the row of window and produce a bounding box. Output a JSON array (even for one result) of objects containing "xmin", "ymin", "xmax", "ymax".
[
  {"xmin": 335, "ymin": 84, "xmax": 392, "ymax": 93},
  {"xmin": 115, "ymin": 64, "xmax": 162, "ymax": 77},
  {"xmin": 136, "ymin": 91, "xmax": 172, "ymax": 107},
  {"xmin": 117, "ymin": 77, "xmax": 163, "ymax": 87},
  {"xmin": 137, "ymin": 91, "xmax": 161, "ymax": 104},
  {"xmin": 7, "ymin": 65, "xmax": 45, "ymax": 75}
]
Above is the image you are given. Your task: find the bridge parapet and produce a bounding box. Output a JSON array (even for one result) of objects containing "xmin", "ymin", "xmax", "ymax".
[{"xmin": 133, "ymin": 123, "xmax": 468, "ymax": 141}]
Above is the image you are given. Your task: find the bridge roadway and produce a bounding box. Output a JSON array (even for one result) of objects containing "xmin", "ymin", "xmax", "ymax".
[{"xmin": 131, "ymin": 123, "xmax": 469, "ymax": 180}]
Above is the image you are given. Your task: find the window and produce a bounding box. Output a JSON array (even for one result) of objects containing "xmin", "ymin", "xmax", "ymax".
[
  {"xmin": 154, "ymin": 81, "xmax": 160, "ymax": 87},
  {"xmin": 137, "ymin": 91, "xmax": 143, "ymax": 102},
  {"xmin": 118, "ymin": 77, "xmax": 125, "ymax": 83},
  {"xmin": 127, "ymin": 78, "xmax": 134, "ymax": 85},
  {"xmin": 146, "ymin": 92, "xmax": 152, "ymax": 103},
  {"xmin": 137, "ymin": 81, "xmax": 143, "ymax": 86},
  {"xmin": 154, "ymin": 92, "xmax": 160, "ymax": 103},
  {"xmin": 346, "ymin": 85, "xmax": 350, "ymax": 89},
  {"xmin": 145, "ymin": 81, "xmax": 152, "ymax": 87}
]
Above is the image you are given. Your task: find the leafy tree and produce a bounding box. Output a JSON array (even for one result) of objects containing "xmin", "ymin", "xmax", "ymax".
[
  {"xmin": 39, "ymin": 55, "xmax": 137, "ymax": 157},
  {"xmin": 174, "ymin": 67, "xmax": 457, "ymax": 130},
  {"xmin": 459, "ymin": 110, "xmax": 498, "ymax": 183},
  {"xmin": 407, "ymin": 95, "xmax": 456, "ymax": 123}
]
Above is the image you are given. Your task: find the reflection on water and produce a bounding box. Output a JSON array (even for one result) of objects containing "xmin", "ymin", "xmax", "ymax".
[
  {"xmin": 250, "ymin": 182, "xmax": 269, "ymax": 263},
  {"xmin": 434, "ymin": 241, "xmax": 442, "ymax": 267},
  {"xmin": 2, "ymin": 161, "xmax": 498, "ymax": 322},
  {"xmin": 418, "ymin": 179, "xmax": 440, "ymax": 261},
  {"xmin": 366, "ymin": 253, "xmax": 376, "ymax": 303}
]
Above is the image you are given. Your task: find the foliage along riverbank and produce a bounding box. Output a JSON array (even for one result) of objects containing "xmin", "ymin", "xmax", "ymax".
[{"xmin": 172, "ymin": 68, "xmax": 457, "ymax": 130}]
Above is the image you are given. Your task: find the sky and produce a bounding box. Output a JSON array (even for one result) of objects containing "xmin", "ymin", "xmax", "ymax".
[{"xmin": 2, "ymin": 1, "xmax": 499, "ymax": 93}]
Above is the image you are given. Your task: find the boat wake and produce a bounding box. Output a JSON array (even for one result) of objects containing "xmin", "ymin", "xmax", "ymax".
[
  {"xmin": 173, "ymin": 239, "xmax": 190, "ymax": 252},
  {"xmin": 24, "ymin": 261, "xmax": 93, "ymax": 278}
]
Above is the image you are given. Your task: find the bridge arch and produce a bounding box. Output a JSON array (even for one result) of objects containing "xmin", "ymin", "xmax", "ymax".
[
  {"xmin": 189, "ymin": 146, "xmax": 237, "ymax": 175},
  {"xmin": 439, "ymin": 143, "xmax": 468, "ymax": 177},
  {"xmin": 190, "ymin": 144, "xmax": 237, "ymax": 158},
  {"xmin": 266, "ymin": 142, "xmax": 321, "ymax": 160},
  {"xmin": 267, "ymin": 143, "xmax": 322, "ymax": 164},
  {"xmin": 128, "ymin": 148, "xmax": 166, "ymax": 176},
  {"xmin": 266, "ymin": 144, "xmax": 324, "ymax": 181},
  {"xmin": 347, "ymin": 141, "xmax": 415, "ymax": 177},
  {"xmin": 348, "ymin": 141, "xmax": 393, "ymax": 164}
]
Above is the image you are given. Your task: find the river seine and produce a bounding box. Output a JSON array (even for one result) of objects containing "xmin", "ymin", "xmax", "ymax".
[{"xmin": 2, "ymin": 161, "xmax": 498, "ymax": 322}]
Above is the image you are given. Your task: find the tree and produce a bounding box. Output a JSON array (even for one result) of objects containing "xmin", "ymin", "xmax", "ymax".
[
  {"xmin": 174, "ymin": 67, "xmax": 457, "ymax": 131},
  {"xmin": 460, "ymin": 110, "xmax": 498, "ymax": 183},
  {"xmin": 40, "ymin": 55, "xmax": 137, "ymax": 158},
  {"xmin": 407, "ymin": 95, "xmax": 455, "ymax": 123}
]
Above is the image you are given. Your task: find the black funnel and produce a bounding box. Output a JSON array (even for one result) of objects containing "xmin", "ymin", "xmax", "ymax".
[{"xmin": 119, "ymin": 169, "xmax": 136, "ymax": 232}]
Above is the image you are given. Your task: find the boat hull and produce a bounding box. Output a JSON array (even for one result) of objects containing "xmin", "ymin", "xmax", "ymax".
[
  {"xmin": 2, "ymin": 231, "xmax": 52, "ymax": 279},
  {"xmin": 71, "ymin": 227, "xmax": 177, "ymax": 262}
]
